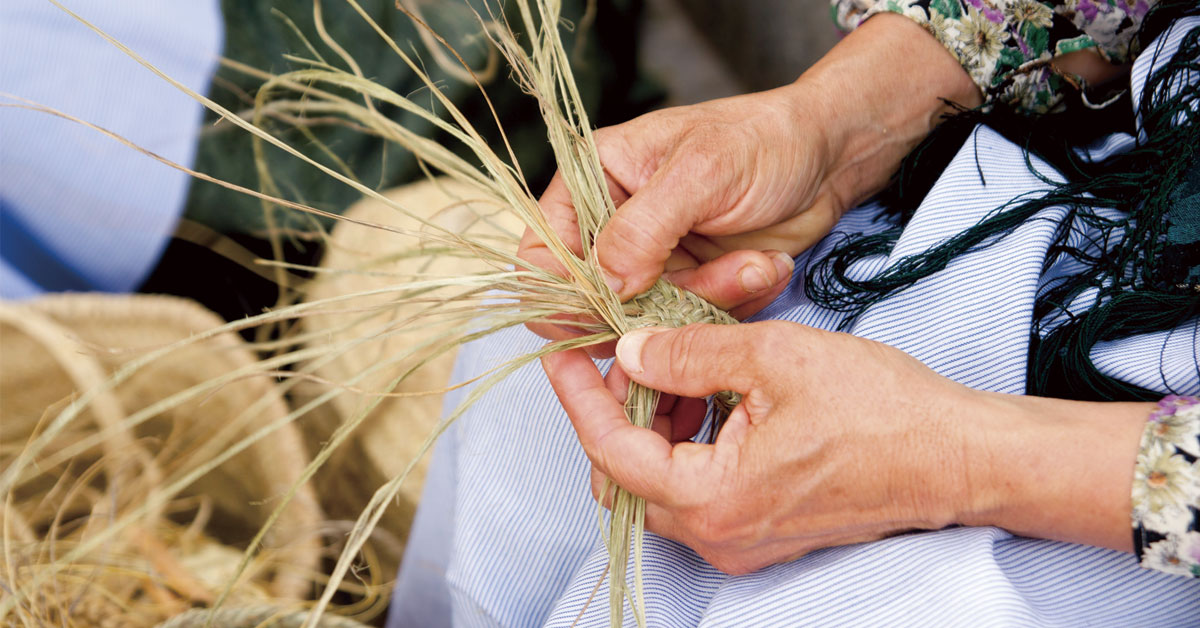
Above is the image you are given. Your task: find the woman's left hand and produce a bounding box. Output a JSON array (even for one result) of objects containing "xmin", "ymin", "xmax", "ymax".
[
  {"xmin": 541, "ymin": 321, "xmax": 1147, "ymax": 574},
  {"xmin": 542, "ymin": 321, "xmax": 975, "ymax": 574}
]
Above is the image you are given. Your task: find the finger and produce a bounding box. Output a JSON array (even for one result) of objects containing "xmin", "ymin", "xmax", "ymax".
[
  {"xmin": 517, "ymin": 226, "xmax": 569, "ymax": 278},
  {"xmin": 589, "ymin": 459, "xmax": 685, "ymax": 546},
  {"xmin": 517, "ymin": 169, "xmax": 625, "ymax": 277},
  {"xmin": 604, "ymin": 363, "xmax": 632, "ymax": 404},
  {"xmin": 606, "ymin": 353, "xmax": 741, "ymax": 441},
  {"xmin": 588, "ymin": 467, "xmax": 680, "ymax": 541},
  {"xmin": 518, "ymin": 173, "xmax": 584, "ymax": 265},
  {"xmin": 700, "ymin": 195, "xmax": 843, "ymax": 258},
  {"xmin": 641, "ymin": 499, "xmax": 685, "ymax": 545},
  {"xmin": 664, "ymin": 249, "xmax": 793, "ymax": 318},
  {"xmin": 604, "ymin": 364, "xmax": 682, "ymax": 413},
  {"xmin": 526, "ymin": 311, "xmax": 591, "ymax": 341},
  {"xmin": 664, "ymin": 247, "xmax": 701, "ymax": 273},
  {"xmin": 525, "ymin": 311, "xmax": 617, "ymax": 360},
  {"xmin": 519, "ymin": 173, "xmax": 587, "ymax": 342},
  {"xmin": 648, "ymin": 406, "xmax": 703, "ymax": 443},
  {"xmin": 527, "ymin": 322, "xmax": 618, "ymax": 361},
  {"xmin": 727, "ymin": 289, "xmax": 789, "ymax": 323},
  {"xmin": 649, "ymin": 414, "xmax": 673, "ymax": 441},
  {"xmin": 590, "ymin": 466, "xmax": 609, "ymax": 504},
  {"xmin": 668, "ymin": 395, "xmax": 708, "ymax": 442},
  {"xmin": 519, "ymin": 145, "xmax": 640, "ymax": 273},
  {"xmin": 581, "ymin": 338, "xmax": 619, "ymax": 360},
  {"xmin": 614, "ymin": 323, "xmax": 781, "ymax": 398},
  {"xmin": 593, "ymin": 147, "xmax": 745, "ymax": 300},
  {"xmin": 588, "ymin": 467, "xmax": 658, "ymax": 509},
  {"xmin": 542, "ymin": 349, "xmax": 673, "ymax": 502}
]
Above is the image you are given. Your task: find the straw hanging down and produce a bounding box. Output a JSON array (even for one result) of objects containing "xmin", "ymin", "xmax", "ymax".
[
  {"xmin": 7, "ymin": 1, "xmax": 744, "ymax": 626},
  {"xmin": 474, "ymin": 4, "xmax": 742, "ymax": 622}
]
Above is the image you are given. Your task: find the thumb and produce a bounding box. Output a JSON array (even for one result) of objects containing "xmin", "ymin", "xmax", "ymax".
[{"xmin": 614, "ymin": 323, "xmax": 770, "ymax": 398}]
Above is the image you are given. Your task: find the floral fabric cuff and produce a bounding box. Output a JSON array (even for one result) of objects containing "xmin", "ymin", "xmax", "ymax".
[
  {"xmin": 831, "ymin": 0, "xmax": 1154, "ymax": 114},
  {"xmin": 1132, "ymin": 395, "xmax": 1200, "ymax": 578}
]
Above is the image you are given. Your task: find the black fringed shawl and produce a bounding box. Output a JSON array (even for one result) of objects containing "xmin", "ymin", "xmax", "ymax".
[{"xmin": 805, "ymin": 2, "xmax": 1200, "ymax": 401}]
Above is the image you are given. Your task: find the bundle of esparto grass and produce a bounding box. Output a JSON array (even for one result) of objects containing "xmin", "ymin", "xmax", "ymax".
[
  {"xmin": 0, "ymin": 294, "xmax": 342, "ymax": 625},
  {"xmin": 2, "ymin": 1, "xmax": 741, "ymax": 626}
]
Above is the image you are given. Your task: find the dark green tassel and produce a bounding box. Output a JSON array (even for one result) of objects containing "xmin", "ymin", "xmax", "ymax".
[{"xmin": 806, "ymin": 3, "xmax": 1200, "ymax": 401}]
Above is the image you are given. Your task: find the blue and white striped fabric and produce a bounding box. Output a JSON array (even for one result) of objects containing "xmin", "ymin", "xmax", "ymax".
[
  {"xmin": 388, "ymin": 20, "xmax": 1200, "ymax": 627},
  {"xmin": 0, "ymin": 1, "xmax": 222, "ymax": 299}
]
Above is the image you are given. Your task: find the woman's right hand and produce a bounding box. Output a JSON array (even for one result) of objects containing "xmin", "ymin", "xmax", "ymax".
[
  {"xmin": 520, "ymin": 13, "xmax": 984, "ymax": 347},
  {"xmin": 519, "ymin": 84, "xmax": 835, "ymax": 338}
]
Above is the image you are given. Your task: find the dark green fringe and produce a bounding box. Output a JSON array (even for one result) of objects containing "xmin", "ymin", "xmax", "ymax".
[{"xmin": 805, "ymin": 3, "xmax": 1200, "ymax": 401}]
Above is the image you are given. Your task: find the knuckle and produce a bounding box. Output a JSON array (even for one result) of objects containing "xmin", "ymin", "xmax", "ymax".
[
  {"xmin": 744, "ymin": 322, "xmax": 786, "ymax": 361},
  {"xmin": 665, "ymin": 325, "xmax": 705, "ymax": 382},
  {"xmin": 593, "ymin": 126, "xmax": 618, "ymax": 146},
  {"xmin": 589, "ymin": 441, "xmax": 618, "ymax": 477},
  {"xmin": 684, "ymin": 505, "xmax": 736, "ymax": 547},
  {"xmin": 601, "ymin": 130, "xmax": 656, "ymax": 184},
  {"xmin": 746, "ymin": 320, "xmax": 780, "ymax": 344},
  {"xmin": 595, "ymin": 126, "xmax": 654, "ymax": 188},
  {"xmin": 693, "ymin": 536, "xmax": 757, "ymax": 575},
  {"xmin": 682, "ymin": 125, "xmax": 749, "ymax": 174},
  {"xmin": 593, "ymin": 125, "xmax": 631, "ymax": 156},
  {"xmin": 610, "ymin": 208, "xmax": 676, "ymax": 259},
  {"xmin": 707, "ymin": 554, "xmax": 752, "ymax": 576},
  {"xmin": 677, "ymin": 141, "xmax": 729, "ymax": 189}
]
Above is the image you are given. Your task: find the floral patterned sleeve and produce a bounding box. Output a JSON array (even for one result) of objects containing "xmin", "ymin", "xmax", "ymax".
[
  {"xmin": 1132, "ymin": 395, "xmax": 1200, "ymax": 578},
  {"xmin": 831, "ymin": 0, "xmax": 1158, "ymax": 113}
]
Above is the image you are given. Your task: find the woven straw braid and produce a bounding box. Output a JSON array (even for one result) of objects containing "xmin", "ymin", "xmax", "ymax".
[
  {"xmin": 628, "ymin": 279, "xmax": 742, "ymax": 430},
  {"xmin": 627, "ymin": 279, "xmax": 737, "ymax": 328}
]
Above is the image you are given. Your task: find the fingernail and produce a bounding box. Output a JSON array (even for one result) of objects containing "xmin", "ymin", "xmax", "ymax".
[
  {"xmin": 602, "ymin": 268, "xmax": 625, "ymax": 297},
  {"xmin": 617, "ymin": 327, "xmax": 664, "ymax": 375},
  {"xmin": 771, "ymin": 251, "xmax": 795, "ymax": 278},
  {"xmin": 737, "ymin": 263, "xmax": 772, "ymax": 294},
  {"xmin": 592, "ymin": 243, "xmax": 625, "ymax": 297},
  {"xmin": 613, "ymin": 380, "xmax": 629, "ymax": 404},
  {"xmin": 772, "ymin": 253, "xmax": 792, "ymax": 286}
]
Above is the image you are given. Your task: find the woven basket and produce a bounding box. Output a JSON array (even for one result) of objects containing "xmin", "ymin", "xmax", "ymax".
[
  {"xmin": 299, "ymin": 177, "xmax": 523, "ymax": 574},
  {"xmin": 1, "ymin": 293, "xmax": 324, "ymax": 625}
]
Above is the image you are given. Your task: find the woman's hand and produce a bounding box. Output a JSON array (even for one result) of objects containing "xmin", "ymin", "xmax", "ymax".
[
  {"xmin": 542, "ymin": 323, "xmax": 1150, "ymax": 575},
  {"xmin": 520, "ymin": 86, "xmax": 817, "ymax": 335},
  {"xmin": 520, "ymin": 13, "xmax": 983, "ymax": 347},
  {"xmin": 545, "ymin": 321, "xmax": 975, "ymax": 574}
]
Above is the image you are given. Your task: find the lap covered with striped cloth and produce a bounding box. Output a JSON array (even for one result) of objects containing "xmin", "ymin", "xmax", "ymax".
[{"xmin": 387, "ymin": 20, "xmax": 1200, "ymax": 628}]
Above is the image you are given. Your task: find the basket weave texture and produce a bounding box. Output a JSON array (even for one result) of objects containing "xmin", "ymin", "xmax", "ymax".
[
  {"xmin": 298, "ymin": 178, "xmax": 523, "ymax": 576},
  {"xmin": 1, "ymin": 293, "xmax": 323, "ymax": 625}
]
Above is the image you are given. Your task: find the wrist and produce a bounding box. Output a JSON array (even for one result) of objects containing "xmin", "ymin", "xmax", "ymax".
[
  {"xmin": 959, "ymin": 392, "xmax": 1150, "ymax": 552},
  {"xmin": 782, "ymin": 13, "xmax": 981, "ymax": 213}
]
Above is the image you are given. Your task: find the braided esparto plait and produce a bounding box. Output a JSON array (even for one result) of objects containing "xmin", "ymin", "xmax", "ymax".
[{"xmin": 626, "ymin": 279, "xmax": 742, "ymax": 433}]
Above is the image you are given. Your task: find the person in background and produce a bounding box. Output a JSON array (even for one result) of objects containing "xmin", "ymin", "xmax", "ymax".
[{"xmin": 0, "ymin": 1, "xmax": 221, "ymax": 299}]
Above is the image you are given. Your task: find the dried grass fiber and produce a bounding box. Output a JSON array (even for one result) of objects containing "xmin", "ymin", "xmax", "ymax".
[
  {"xmin": 1, "ymin": 294, "xmax": 323, "ymax": 625},
  {"xmin": 297, "ymin": 177, "xmax": 523, "ymax": 577}
]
